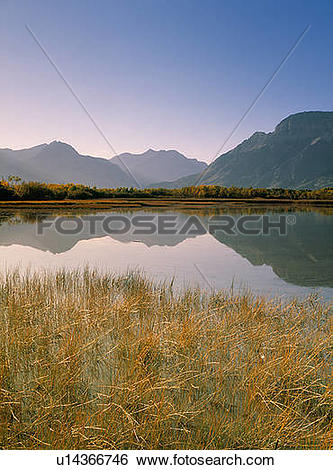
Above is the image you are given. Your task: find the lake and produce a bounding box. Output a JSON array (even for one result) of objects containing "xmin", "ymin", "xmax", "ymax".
[{"xmin": 0, "ymin": 205, "xmax": 332, "ymax": 300}]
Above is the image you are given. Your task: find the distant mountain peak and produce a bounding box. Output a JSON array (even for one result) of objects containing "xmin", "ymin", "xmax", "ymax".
[
  {"xmin": 275, "ymin": 111, "xmax": 333, "ymax": 135},
  {"xmin": 156, "ymin": 111, "xmax": 333, "ymax": 189},
  {"xmin": 111, "ymin": 148, "xmax": 207, "ymax": 185},
  {"xmin": 0, "ymin": 141, "xmax": 207, "ymax": 188},
  {"xmin": 0, "ymin": 141, "xmax": 135, "ymax": 187},
  {"xmin": 143, "ymin": 148, "xmax": 184, "ymax": 157},
  {"xmin": 198, "ymin": 111, "xmax": 333, "ymax": 189},
  {"xmin": 48, "ymin": 140, "xmax": 76, "ymax": 150}
]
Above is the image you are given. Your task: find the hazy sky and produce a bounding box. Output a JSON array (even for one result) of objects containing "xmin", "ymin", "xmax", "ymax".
[{"xmin": 1, "ymin": 0, "xmax": 332, "ymax": 162}]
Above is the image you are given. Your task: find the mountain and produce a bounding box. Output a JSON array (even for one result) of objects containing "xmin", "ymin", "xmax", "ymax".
[
  {"xmin": 2, "ymin": 112, "xmax": 332, "ymax": 189},
  {"xmin": 110, "ymin": 149, "xmax": 207, "ymax": 186},
  {"xmin": 197, "ymin": 111, "xmax": 333, "ymax": 189},
  {"xmin": 0, "ymin": 142, "xmax": 207, "ymax": 188},
  {"xmin": 150, "ymin": 173, "xmax": 198, "ymax": 189},
  {"xmin": 0, "ymin": 141, "xmax": 136, "ymax": 187},
  {"xmin": 156, "ymin": 111, "xmax": 333, "ymax": 189}
]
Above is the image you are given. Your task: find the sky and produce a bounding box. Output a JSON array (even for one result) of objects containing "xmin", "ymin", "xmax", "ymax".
[{"xmin": 0, "ymin": 0, "xmax": 332, "ymax": 162}]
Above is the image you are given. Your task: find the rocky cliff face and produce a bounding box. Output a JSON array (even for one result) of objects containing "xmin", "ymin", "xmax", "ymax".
[{"xmin": 195, "ymin": 111, "xmax": 333, "ymax": 189}]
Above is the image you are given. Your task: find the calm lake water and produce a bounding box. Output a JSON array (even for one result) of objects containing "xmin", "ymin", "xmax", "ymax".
[{"xmin": 0, "ymin": 206, "xmax": 332, "ymax": 300}]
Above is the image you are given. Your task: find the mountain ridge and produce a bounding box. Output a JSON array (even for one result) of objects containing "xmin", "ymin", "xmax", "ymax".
[
  {"xmin": 155, "ymin": 111, "xmax": 333, "ymax": 189},
  {"xmin": 1, "ymin": 111, "xmax": 332, "ymax": 189},
  {"xmin": 0, "ymin": 142, "xmax": 206, "ymax": 188},
  {"xmin": 110, "ymin": 148, "xmax": 207, "ymax": 186}
]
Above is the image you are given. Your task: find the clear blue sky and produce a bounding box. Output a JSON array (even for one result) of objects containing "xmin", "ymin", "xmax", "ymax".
[{"xmin": 1, "ymin": 0, "xmax": 332, "ymax": 161}]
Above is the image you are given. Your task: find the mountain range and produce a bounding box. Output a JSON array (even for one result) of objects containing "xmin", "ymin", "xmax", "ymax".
[
  {"xmin": 0, "ymin": 143, "xmax": 206, "ymax": 188},
  {"xmin": 0, "ymin": 142, "xmax": 134, "ymax": 187},
  {"xmin": 0, "ymin": 111, "xmax": 332, "ymax": 189},
  {"xmin": 162, "ymin": 111, "xmax": 333, "ymax": 189}
]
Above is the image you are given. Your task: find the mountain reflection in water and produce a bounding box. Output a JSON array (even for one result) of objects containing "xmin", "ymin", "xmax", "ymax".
[{"xmin": 0, "ymin": 207, "xmax": 332, "ymax": 300}]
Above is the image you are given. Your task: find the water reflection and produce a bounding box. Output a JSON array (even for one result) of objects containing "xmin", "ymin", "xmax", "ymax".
[{"xmin": 0, "ymin": 207, "xmax": 332, "ymax": 299}]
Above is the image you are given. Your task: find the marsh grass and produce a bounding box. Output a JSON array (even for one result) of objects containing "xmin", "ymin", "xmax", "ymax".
[{"xmin": 0, "ymin": 269, "xmax": 332, "ymax": 449}]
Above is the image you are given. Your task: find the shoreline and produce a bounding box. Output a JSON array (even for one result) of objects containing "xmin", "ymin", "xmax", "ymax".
[{"xmin": 0, "ymin": 197, "xmax": 332, "ymax": 209}]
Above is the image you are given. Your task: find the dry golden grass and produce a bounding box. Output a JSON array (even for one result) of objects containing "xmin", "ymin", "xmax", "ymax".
[{"xmin": 0, "ymin": 270, "xmax": 332, "ymax": 449}]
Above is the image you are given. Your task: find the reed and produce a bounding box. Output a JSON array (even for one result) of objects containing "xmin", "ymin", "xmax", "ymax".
[{"xmin": 0, "ymin": 270, "xmax": 331, "ymax": 449}]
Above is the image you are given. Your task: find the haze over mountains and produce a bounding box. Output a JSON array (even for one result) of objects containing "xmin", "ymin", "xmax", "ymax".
[
  {"xmin": 0, "ymin": 143, "xmax": 206, "ymax": 188},
  {"xmin": 0, "ymin": 141, "xmax": 135, "ymax": 187},
  {"xmin": 110, "ymin": 149, "xmax": 207, "ymax": 186},
  {"xmin": 0, "ymin": 111, "xmax": 332, "ymax": 189}
]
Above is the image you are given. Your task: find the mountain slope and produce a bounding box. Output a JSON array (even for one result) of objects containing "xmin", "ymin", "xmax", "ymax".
[
  {"xmin": 0, "ymin": 143, "xmax": 207, "ymax": 188},
  {"xmin": 1, "ymin": 112, "xmax": 332, "ymax": 190},
  {"xmin": 0, "ymin": 141, "xmax": 137, "ymax": 188},
  {"xmin": 196, "ymin": 111, "xmax": 333, "ymax": 189},
  {"xmin": 110, "ymin": 149, "xmax": 207, "ymax": 186},
  {"xmin": 150, "ymin": 173, "xmax": 199, "ymax": 189}
]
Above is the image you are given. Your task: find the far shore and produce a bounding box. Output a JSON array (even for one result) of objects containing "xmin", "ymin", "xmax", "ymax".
[{"xmin": 0, "ymin": 197, "xmax": 332, "ymax": 210}]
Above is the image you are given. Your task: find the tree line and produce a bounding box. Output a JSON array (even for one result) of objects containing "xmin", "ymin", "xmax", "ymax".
[{"xmin": 0, "ymin": 177, "xmax": 332, "ymax": 200}]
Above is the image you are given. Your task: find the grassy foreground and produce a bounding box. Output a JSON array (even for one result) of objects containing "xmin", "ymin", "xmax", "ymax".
[{"xmin": 0, "ymin": 270, "xmax": 332, "ymax": 450}]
